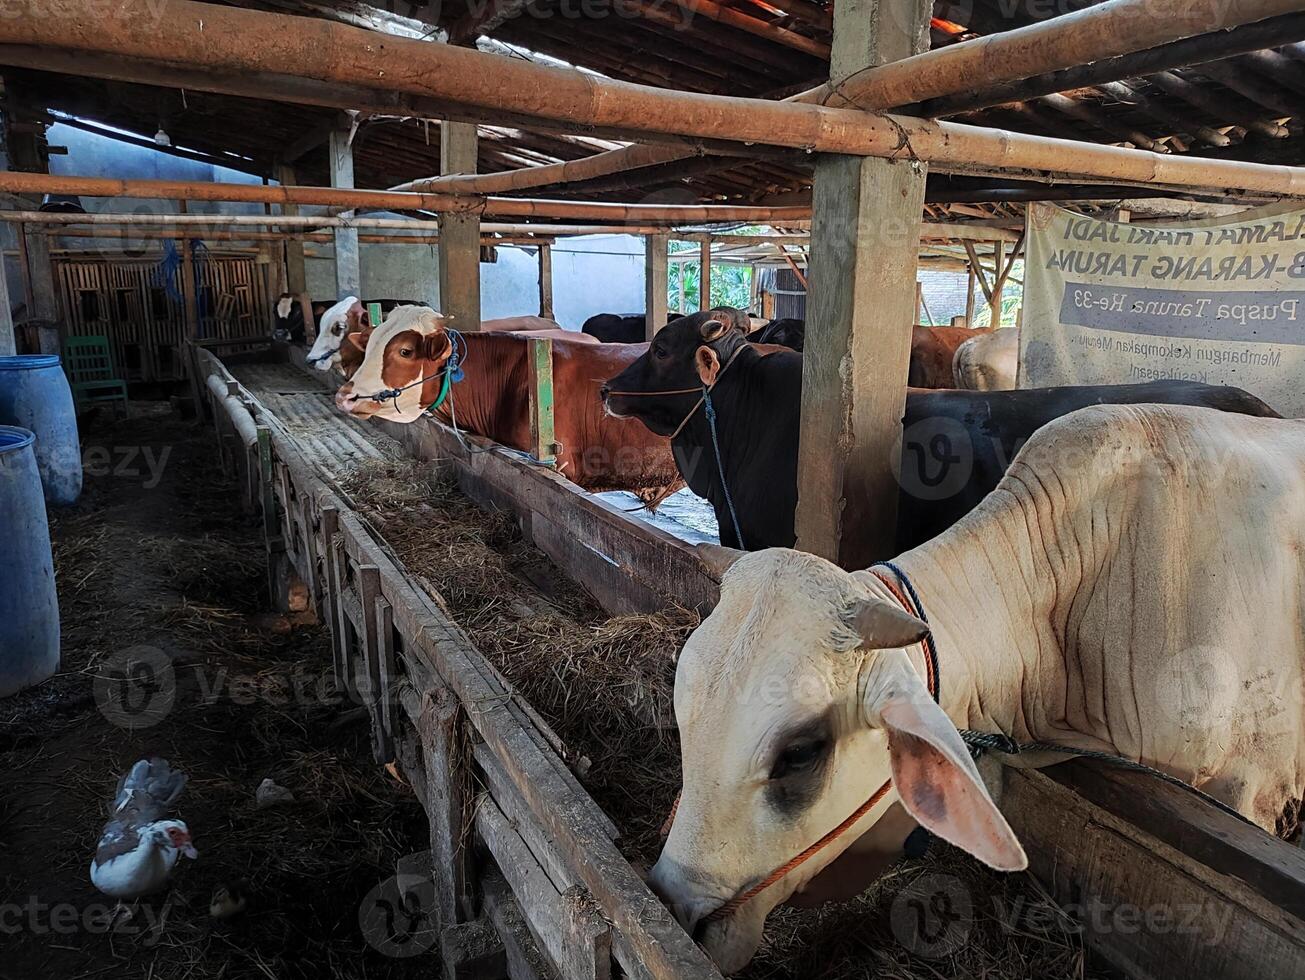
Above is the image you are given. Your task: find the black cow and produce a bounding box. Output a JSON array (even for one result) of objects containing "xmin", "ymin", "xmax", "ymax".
[
  {"xmin": 582, "ymin": 311, "xmax": 684, "ymax": 344},
  {"xmin": 602, "ymin": 311, "xmax": 1280, "ymax": 558},
  {"xmin": 752, "ymin": 317, "xmax": 804, "ymax": 351}
]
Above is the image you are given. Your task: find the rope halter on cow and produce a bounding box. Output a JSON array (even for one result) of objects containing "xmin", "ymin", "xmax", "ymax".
[
  {"xmin": 659, "ymin": 561, "xmax": 939, "ymax": 926},
  {"xmin": 604, "ymin": 325, "xmax": 750, "ymax": 545},
  {"xmin": 351, "ymin": 327, "xmax": 464, "ymax": 414}
]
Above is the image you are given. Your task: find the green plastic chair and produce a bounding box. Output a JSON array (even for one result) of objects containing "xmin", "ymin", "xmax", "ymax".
[{"xmin": 63, "ymin": 335, "xmax": 129, "ymax": 416}]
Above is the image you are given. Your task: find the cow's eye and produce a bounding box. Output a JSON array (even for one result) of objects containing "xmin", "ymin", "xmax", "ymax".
[
  {"xmin": 770, "ymin": 738, "xmax": 827, "ymax": 779},
  {"xmin": 653, "ymin": 345, "xmax": 668, "ymax": 359},
  {"xmin": 399, "ymin": 348, "xmax": 414, "ymax": 358}
]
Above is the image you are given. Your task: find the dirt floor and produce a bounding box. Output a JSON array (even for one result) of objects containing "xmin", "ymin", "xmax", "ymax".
[{"xmin": 0, "ymin": 404, "xmax": 432, "ymax": 980}]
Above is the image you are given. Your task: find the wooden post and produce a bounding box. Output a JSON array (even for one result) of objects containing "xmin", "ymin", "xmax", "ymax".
[
  {"xmin": 178, "ymin": 201, "xmax": 200, "ymax": 340},
  {"xmin": 964, "ymin": 262, "xmax": 976, "ymax": 327},
  {"xmin": 644, "ymin": 232, "xmax": 668, "ymax": 340},
  {"xmin": 527, "ymin": 336, "xmax": 556, "ymax": 465},
  {"xmin": 5, "ymin": 101, "xmax": 59, "ymax": 342},
  {"xmin": 988, "ymin": 240, "xmax": 1006, "ymax": 327},
  {"xmin": 276, "ymin": 163, "xmax": 308, "ymax": 299},
  {"xmin": 0, "ymin": 230, "xmax": 14, "ymax": 356},
  {"xmin": 794, "ymin": 0, "xmax": 931, "ymax": 569},
  {"xmin": 328, "ymin": 126, "xmax": 361, "ymax": 298},
  {"xmin": 537, "ymin": 242, "xmax": 553, "ymax": 319},
  {"xmin": 438, "ymin": 121, "xmax": 481, "ymax": 328},
  {"xmin": 698, "ymin": 239, "xmax": 712, "ymax": 310}
]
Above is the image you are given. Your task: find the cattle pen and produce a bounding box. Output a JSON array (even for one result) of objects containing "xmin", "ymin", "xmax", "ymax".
[
  {"xmin": 4, "ymin": 1, "xmax": 1305, "ymax": 979},
  {"xmin": 190, "ymin": 336, "xmax": 1305, "ymax": 980}
]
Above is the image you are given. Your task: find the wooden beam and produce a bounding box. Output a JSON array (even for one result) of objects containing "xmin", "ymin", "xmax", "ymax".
[
  {"xmin": 329, "ymin": 125, "xmax": 361, "ymax": 297},
  {"xmin": 438, "ymin": 120, "xmax": 480, "ymax": 327},
  {"xmin": 795, "ymin": 0, "xmax": 930, "ymax": 569},
  {"xmin": 6, "ymin": 1, "xmax": 1305, "ymax": 198},
  {"xmin": 446, "ymin": 0, "xmax": 533, "ymax": 45},
  {"xmin": 655, "ymin": 0, "xmax": 831, "ymax": 59},
  {"xmin": 645, "ymin": 233, "xmax": 669, "ymax": 341}
]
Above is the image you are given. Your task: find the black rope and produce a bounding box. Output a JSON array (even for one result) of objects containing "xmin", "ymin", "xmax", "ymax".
[{"xmin": 959, "ymin": 730, "xmax": 1259, "ymax": 829}]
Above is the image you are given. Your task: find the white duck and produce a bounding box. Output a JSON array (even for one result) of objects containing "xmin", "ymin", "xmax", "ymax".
[{"xmin": 91, "ymin": 758, "xmax": 198, "ymax": 899}]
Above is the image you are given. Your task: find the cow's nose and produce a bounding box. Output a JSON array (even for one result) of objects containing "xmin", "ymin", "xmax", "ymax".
[{"xmin": 648, "ymin": 859, "xmax": 708, "ymax": 935}]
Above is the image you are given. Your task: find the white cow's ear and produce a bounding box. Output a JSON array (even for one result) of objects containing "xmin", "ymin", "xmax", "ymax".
[{"xmin": 863, "ymin": 650, "xmax": 1027, "ymax": 872}]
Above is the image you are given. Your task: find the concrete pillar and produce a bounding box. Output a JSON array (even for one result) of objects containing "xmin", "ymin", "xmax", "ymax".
[
  {"xmin": 794, "ymin": 0, "xmax": 931, "ymax": 569},
  {"xmin": 438, "ymin": 121, "xmax": 480, "ymax": 327},
  {"xmin": 644, "ymin": 233, "xmax": 668, "ymax": 340},
  {"xmin": 328, "ymin": 127, "xmax": 360, "ymax": 298}
]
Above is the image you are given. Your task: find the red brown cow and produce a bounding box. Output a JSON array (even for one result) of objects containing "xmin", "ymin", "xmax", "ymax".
[
  {"xmin": 336, "ymin": 306, "xmax": 679, "ymax": 498},
  {"xmin": 909, "ymin": 325, "xmax": 991, "ymax": 388}
]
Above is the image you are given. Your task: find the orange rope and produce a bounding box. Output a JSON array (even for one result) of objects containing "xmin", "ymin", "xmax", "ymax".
[{"xmin": 659, "ymin": 566, "xmax": 937, "ymax": 923}]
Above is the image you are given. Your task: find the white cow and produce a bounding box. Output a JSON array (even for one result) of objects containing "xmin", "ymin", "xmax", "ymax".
[
  {"xmin": 304, "ymin": 296, "xmax": 362, "ymax": 371},
  {"xmin": 953, "ymin": 326, "xmax": 1018, "ymax": 390},
  {"xmin": 651, "ymin": 404, "xmax": 1305, "ymax": 972}
]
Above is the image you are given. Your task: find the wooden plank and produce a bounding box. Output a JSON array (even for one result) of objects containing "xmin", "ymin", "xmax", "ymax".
[
  {"xmin": 482, "ymin": 869, "xmax": 557, "ymax": 980},
  {"xmin": 1046, "ymin": 761, "xmax": 1305, "ymax": 922},
  {"xmin": 1003, "ymin": 765, "xmax": 1305, "ymax": 980},
  {"xmin": 419, "ymin": 683, "xmax": 477, "ymax": 928},
  {"xmin": 319, "ymin": 505, "xmax": 348, "ymax": 690},
  {"xmin": 374, "ymin": 595, "xmax": 397, "ymax": 762},
  {"xmin": 477, "ymin": 795, "xmax": 613, "ymax": 980},
  {"xmin": 527, "ymin": 337, "xmax": 556, "ymax": 466}
]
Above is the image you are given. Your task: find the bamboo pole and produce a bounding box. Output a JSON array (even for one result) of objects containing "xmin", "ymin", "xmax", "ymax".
[
  {"xmin": 41, "ymin": 226, "xmax": 551, "ymax": 246},
  {"xmin": 13, "ymin": 211, "xmax": 1021, "ymax": 244},
  {"xmin": 6, "ymin": 0, "xmax": 1305, "ymax": 198},
  {"xmin": 0, "ymin": 172, "xmax": 813, "ymax": 223}
]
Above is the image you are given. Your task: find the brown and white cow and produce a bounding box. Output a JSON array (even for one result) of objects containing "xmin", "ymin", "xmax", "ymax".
[
  {"xmin": 336, "ymin": 306, "xmax": 679, "ymax": 496},
  {"xmin": 335, "ymin": 306, "xmax": 454, "ymax": 420},
  {"xmin": 650, "ymin": 404, "xmax": 1305, "ymax": 972}
]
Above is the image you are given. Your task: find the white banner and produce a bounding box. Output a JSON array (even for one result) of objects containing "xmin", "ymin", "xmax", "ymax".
[{"xmin": 1021, "ymin": 202, "xmax": 1305, "ymax": 417}]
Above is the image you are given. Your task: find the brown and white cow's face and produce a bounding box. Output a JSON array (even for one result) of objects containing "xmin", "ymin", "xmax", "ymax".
[
  {"xmin": 306, "ymin": 296, "xmax": 362, "ymax": 371},
  {"xmin": 335, "ymin": 305, "xmax": 453, "ymax": 422},
  {"xmin": 649, "ymin": 547, "xmax": 1024, "ymax": 973}
]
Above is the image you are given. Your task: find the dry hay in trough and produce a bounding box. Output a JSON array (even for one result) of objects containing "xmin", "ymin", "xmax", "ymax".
[{"xmin": 338, "ymin": 461, "xmax": 1116, "ymax": 980}]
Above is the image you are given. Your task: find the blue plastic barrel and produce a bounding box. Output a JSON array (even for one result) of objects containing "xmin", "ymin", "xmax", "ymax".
[
  {"xmin": 0, "ymin": 425, "xmax": 60, "ymax": 696},
  {"xmin": 0, "ymin": 355, "xmax": 82, "ymax": 505}
]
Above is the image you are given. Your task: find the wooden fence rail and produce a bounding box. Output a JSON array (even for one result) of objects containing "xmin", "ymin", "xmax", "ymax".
[{"xmin": 189, "ymin": 341, "xmax": 724, "ymax": 980}]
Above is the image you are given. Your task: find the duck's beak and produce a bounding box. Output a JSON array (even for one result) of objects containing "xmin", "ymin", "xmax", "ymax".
[{"xmin": 181, "ymin": 842, "xmax": 199, "ymax": 859}]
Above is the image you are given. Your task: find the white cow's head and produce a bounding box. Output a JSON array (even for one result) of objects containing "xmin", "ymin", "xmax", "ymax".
[
  {"xmin": 334, "ymin": 305, "xmax": 453, "ymax": 423},
  {"xmin": 650, "ymin": 546, "xmax": 1025, "ymax": 972},
  {"xmin": 306, "ymin": 296, "xmax": 362, "ymax": 370}
]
